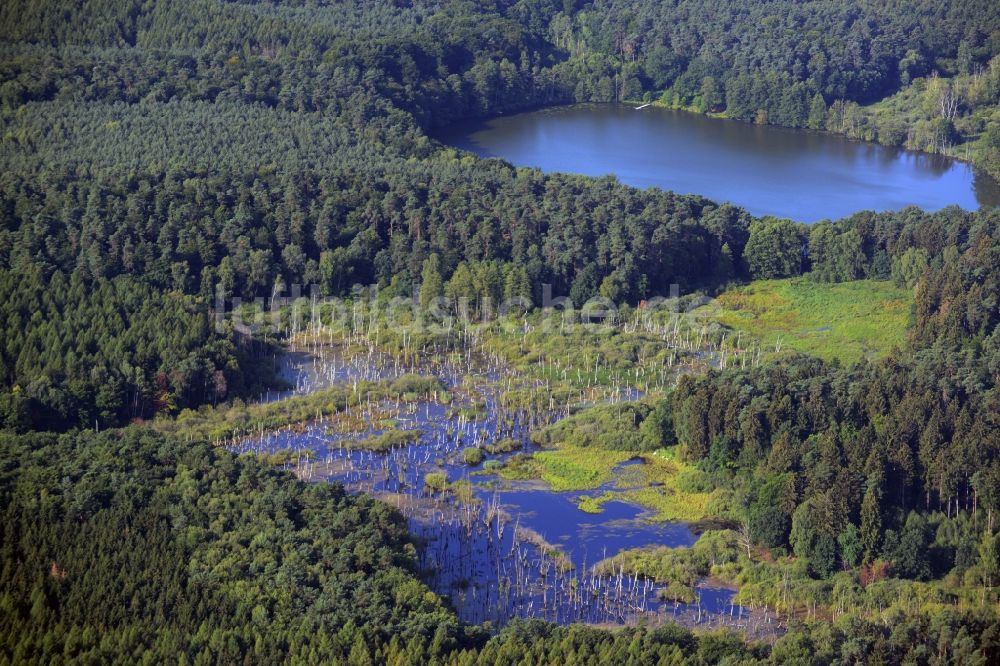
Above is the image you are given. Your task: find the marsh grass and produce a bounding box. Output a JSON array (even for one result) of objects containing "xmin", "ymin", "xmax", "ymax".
[
  {"xmin": 495, "ymin": 454, "xmax": 545, "ymax": 481},
  {"xmin": 593, "ymin": 530, "xmax": 742, "ymax": 604},
  {"xmin": 573, "ymin": 449, "xmax": 714, "ymax": 521},
  {"xmin": 534, "ymin": 446, "xmax": 634, "ymax": 491},
  {"xmin": 703, "ymin": 278, "xmax": 911, "ymax": 364},
  {"xmin": 494, "ymin": 386, "xmax": 719, "ymax": 520},
  {"xmin": 160, "ymin": 383, "xmax": 374, "ymax": 442},
  {"xmin": 354, "ymin": 428, "xmax": 422, "ymax": 452},
  {"xmin": 461, "ymin": 446, "xmax": 484, "ymax": 465},
  {"xmin": 531, "ymin": 402, "xmax": 654, "ymax": 451},
  {"xmin": 157, "ymin": 377, "xmax": 446, "ymax": 443},
  {"xmin": 484, "ymin": 438, "xmax": 522, "ymax": 455}
]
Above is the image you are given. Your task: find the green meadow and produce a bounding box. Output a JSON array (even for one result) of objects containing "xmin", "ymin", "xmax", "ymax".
[{"xmin": 702, "ymin": 278, "xmax": 912, "ymax": 365}]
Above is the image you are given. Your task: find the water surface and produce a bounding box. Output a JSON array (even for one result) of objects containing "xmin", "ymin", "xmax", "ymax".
[
  {"xmin": 234, "ymin": 347, "xmax": 778, "ymax": 634},
  {"xmin": 436, "ymin": 104, "xmax": 999, "ymax": 222}
]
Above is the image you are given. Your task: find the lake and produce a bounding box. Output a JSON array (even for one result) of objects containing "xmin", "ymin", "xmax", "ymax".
[{"xmin": 436, "ymin": 104, "xmax": 1000, "ymax": 222}]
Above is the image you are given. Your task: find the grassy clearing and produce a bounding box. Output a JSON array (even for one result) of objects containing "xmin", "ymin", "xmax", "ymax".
[
  {"xmin": 701, "ymin": 278, "xmax": 911, "ymax": 364},
  {"xmin": 482, "ymin": 319, "xmax": 679, "ymax": 393},
  {"xmin": 617, "ymin": 485, "xmax": 712, "ymax": 522}
]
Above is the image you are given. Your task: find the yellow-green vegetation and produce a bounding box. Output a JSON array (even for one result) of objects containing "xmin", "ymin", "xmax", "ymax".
[
  {"xmin": 423, "ymin": 472, "xmax": 478, "ymax": 504},
  {"xmin": 480, "ymin": 312, "xmax": 683, "ymax": 392},
  {"xmin": 494, "ymin": 447, "xmax": 634, "ymax": 490},
  {"xmin": 159, "ymin": 383, "xmax": 376, "ymax": 442},
  {"xmin": 447, "ymin": 401, "xmax": 487, "ymax": 420},
  {"xmin": 531, "ymin": 402, "xmax": 653, "ymax": 451},
  {"xmin": 575, "ymin": 449, "xmax": 715, "ymax": 522},
  {"xmin": 484, "ymin": 438, "xmax": 522, "ymax": 455},
  {"xmin": 575, "ymin": 495, "xmax": 607, "ymax": 514},
  {"xmin": 353, "ymin": 428, "xmax": 421, "ymax": 452},
  {"xmin": 500, "ymin": 391, "xmax": 714, "ymax": 520},
  {"xmin": 494, "ymin": 453, "xmax": 544, "ymax": 481},
  {"xmin": 494, "ymin": 441, "xmax": 715, "ymax": 521},
  {"xmin": 593, "ymin": 531, "xmax": 742, "ymax": 604},
  {"xmin": 703, "ymin": 278, "xmax": 911, "ymax": 364},
  {"xmin": 533, "ymin": 446, "xmax": 634, "ymax": 491},
  {"xmin": 249, "ymin": 447, "xmax": 316, "ymax": 467},
  {"xmin": 616, "ymin": 485, "xmax": 711, "ymax": 522},
  {"xmin": 390, "ymin": 373, "xmax": 450, "ymax": 402},
  {"xmin": 155, "ymin": 376, "xmax": 446, "ymax": 443},
  {"xmin": 448, "ymin": 479, "xmax": 477, "ymax": 504},
  {"xmin": 423, "ymin": 471, "xmax": 448, "ymax": 493},
  {"xmin": 461, "ymin": 446, "xmax": 484, "ymax": 465},
  {"xmin": 294, "ymin": 298, "xmax": 713, "ymax": 399},
  {"xmin": 325, "ymin": 410, "xmax": 399, "ymax": 435},
  {"xmin": 497, "ymin": 384, "xmax": 581, "ymax": 413}
]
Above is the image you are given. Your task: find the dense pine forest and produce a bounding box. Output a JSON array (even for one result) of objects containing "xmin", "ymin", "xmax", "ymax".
[{"xmin": 2, "ymin": 1, "xmax": 1000, "ymax": 664}]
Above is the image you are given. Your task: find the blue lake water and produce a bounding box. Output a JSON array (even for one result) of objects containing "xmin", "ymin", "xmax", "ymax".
[{"xmin": 435, "ymin": 104, "xmax": 1000, "ymax": 222}]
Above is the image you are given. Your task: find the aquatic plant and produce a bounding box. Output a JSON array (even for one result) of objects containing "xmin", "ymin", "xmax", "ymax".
[
  {"xmin": 462, "ymin": 447, "xmax": 484, "ymax": 466},
  {"xmin": 354, "ymin": 428, "xmax": 422, "ymax": 452}
]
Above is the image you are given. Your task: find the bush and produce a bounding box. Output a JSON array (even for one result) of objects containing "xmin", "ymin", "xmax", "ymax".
[
  {"xmin": 424, "ymin": 471, "xmax": 447, "ymax": 493},
  {"xmin": 462, "ymin": 447, "xmax": 484, "ymax": 466},
  {"xmin": 356, "ymin": 428, "xmax": 421, "ymax": 452},
  {"xmin": 485, "ymin": 438, "xmax": 522, "ymax": 454},
  {"xmin": 390, "ymin": 374, "xmax": 445, "ymax": 398},
  {"xmin": 531, "ymin": 402, "xmax": 654, "ymax": 452}
]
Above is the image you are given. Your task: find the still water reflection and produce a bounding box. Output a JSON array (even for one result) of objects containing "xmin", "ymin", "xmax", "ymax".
[{"xmin": 436, "ymin": 104, "xmax": 999, "ymax": 222}]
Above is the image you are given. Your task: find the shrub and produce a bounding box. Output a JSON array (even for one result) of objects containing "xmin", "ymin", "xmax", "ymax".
[
  {"xmin": 462, "ymin": 447, "xmax": 484, "ymax": 466},
  {"xmin": 424, "ymin": 471, "xmax": 447, "ymax": 493}
]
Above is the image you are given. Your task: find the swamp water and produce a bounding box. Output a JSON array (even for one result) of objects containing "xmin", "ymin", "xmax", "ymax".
[{"xmin": 233, "ymin": 346, "xmax": 783, "ymax": 638}]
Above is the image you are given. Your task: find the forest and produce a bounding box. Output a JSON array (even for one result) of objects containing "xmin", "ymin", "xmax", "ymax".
[{"xmin": 2, "ymin": 1, "xmax": 1000, "ymax": 664}]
